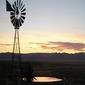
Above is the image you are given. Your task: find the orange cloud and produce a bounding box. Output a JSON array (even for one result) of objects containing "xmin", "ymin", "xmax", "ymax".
[
  {"xmin": 0, "ymin": 44, "xmax": 12, "ymax": 47},
  {"xmin": 40, "ymin": 42, "xmax": 85, "ymax": 52},
  {"xmin": 41, "ymin": 45, "xmax": 57, "ymax": 51}
]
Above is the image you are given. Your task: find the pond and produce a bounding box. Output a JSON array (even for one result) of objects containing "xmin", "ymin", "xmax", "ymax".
[{"xmin": 33, "ymin": 76, "xmax": 63, "ymax": 82}]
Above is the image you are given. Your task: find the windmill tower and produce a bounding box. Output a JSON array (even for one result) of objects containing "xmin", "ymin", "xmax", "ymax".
[{"xmin": 6, "ymin": 0, "xmax": 26, "ymax": 84}]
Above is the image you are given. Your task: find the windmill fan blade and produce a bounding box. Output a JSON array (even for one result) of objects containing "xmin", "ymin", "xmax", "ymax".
[
  {"xmin": 21, "ymin": 4, "xmax": 25, "ymax": 10},
  {"xmin": 11, "ymin": 18, "xmax": 15, "ymax": 24},
  {"xmin": 17, "ymin": 19, "xmax": 20, "ymax": 27},
  {"xmin": 10, "ymin": 12, "xmax": 15, "ymax": 15},
  {"xmin": 21, "ymin": 12, "xmax": 26, "ymax": 15},
  {"xmin": 17, "ymin": 0, "xmax": 18, "ymax": 7},
  {"xmin": 10, "ymin": 15, "xmax": 14, "ymax": 20},
  {"xmin": 16, "ymin": 19, "xmax": 19, "ymax": 27},
  {"xmin": 14, "ymin": 1, "xmax": 17, "ymax": 8},
  {"xmin": 12, "ymin": 4, "xmax": 15, "ymax": 10},
  {"xmin": 20, "ymin": 1, "xmax": 23, "ymax": 9},
  {"xmin": 19, "ymin": 0, "xmax": 21, "ymax": 7},
  {"xmin": 19, "ymin": 18, "xmax": 22, "ymax": 25},
  {"xmin": 21, "ymin": 16, "xmax": 25, "ymax": 19},
  {"xmin": 19, "ymin": 19, "xmax": 22, "ymax": 26},
  {"xmin": 21, "ymin": 8, "xmax": 26, "ymax": 12},
  {"xmin": 13, "ymin": 20, "xmax": 16, "ymax": 26},
  {"xmin": 15, "ymin": 19, "xmax": 18, "ymax": 27},
  {"xmin": 13, "ymin": 19, "xmax": 19, "ymax": 28},
  {"xmin": 20, "ymin": 18, "xmax": 24, "ymax": 23}
]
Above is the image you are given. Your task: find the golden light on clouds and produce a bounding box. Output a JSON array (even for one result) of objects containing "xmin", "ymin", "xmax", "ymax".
[
  {"xmin": 27, "ymin": 41, "xmax": 85, "ymax": 53},
  {"xmin": 0, "ymin": 32, "xmax": 85, "ymax": 53},
  {"xmin": 0, "ymin": 43, "xmax": 12, "ymax": 53}
]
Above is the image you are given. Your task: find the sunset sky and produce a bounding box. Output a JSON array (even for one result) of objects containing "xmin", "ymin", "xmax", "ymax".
[{"xmin": 0, "ymin": 0, "xmax": 85, "ymax": 53}]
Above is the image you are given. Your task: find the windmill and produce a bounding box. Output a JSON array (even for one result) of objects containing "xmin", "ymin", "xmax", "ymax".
[{"xmin": 6, "ymin": 0, "xmax": 26, "ymax": 84}]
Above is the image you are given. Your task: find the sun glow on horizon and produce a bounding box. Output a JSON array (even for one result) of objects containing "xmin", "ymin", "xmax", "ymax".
[{"xmin": 0, "ymin": 32, "xmax": 85, "ymax": 54}]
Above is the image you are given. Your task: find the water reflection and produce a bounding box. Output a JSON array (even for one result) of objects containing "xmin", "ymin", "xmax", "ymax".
[{"xmin": 33, "ymin": 76, "xmax": 63, "ymax": 82}]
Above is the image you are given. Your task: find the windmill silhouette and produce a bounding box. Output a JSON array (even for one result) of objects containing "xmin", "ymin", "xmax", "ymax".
[{"xmin": 6, "ymin": 0, "xmax": 26, "ymax": 84}]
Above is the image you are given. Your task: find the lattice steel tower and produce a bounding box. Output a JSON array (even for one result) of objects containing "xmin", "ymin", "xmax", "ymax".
[{"xmin": 6, "ymin": 0, "xmax": 26, "ymax": 84}]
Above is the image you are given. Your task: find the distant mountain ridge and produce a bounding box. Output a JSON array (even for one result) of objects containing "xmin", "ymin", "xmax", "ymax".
[{"xmin": 0, "ymin": 52, "xmax": 85, "ymax": 64}]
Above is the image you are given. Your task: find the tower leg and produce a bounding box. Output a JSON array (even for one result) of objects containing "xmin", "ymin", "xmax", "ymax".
[{"xmin": 12, "ymin": 29, "xmax": 22, "ymax": 85}]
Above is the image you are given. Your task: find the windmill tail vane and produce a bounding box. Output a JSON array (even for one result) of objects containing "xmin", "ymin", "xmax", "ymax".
[{"xmin": 6, "ymin": 0, "xmax": 13, "ymax": 11}]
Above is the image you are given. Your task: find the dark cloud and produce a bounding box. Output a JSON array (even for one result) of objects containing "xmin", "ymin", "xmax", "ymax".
[{"xmin": 40, "ymin": 41, "xmax": 85, "ymax": 52}]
